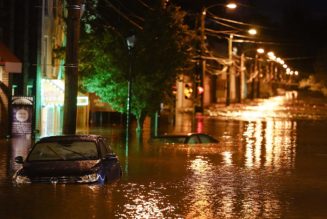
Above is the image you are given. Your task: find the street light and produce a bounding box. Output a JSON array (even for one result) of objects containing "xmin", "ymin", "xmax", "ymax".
[
  {"xmin": 200, "ymin": 2, "xmax": 259, "ymax": 106},
  {"xmin": 126, "ymin": 34, "xmax": 135, "ymax": 142},
  {"xmin": 200, "ymin": 3, "xmax": 238, "ymax": 109},
  {"xmin": 226, "ymin": 3, "xmax": 237, "ymax": 9},
  {"xmin": 248, "ymin": 28, "xmax": 257, "ymax": 35}
]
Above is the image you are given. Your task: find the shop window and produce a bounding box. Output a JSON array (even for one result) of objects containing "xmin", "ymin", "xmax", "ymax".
[
  {"xmin": 12, "ymin": 85, "xmax": 17, "ymax": 96},
  {"xmin": 27, "ymin": 85, "xmax": 33, "ymax": 96}
]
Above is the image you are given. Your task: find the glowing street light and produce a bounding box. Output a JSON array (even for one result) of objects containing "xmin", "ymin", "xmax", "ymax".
[
  {"xmin": 248, "ymin": 28, "xmax": 257, "ymax": 35},
  {"xmin": 257, "ymin": 48, "xmax": 265, "ymax": 54},
  {"xmin": 200, "ymin": 2, "xmax": 259, "ymax": 106},
  {"xmin": 226, "ymin": 3, "xmax": 237, "ymax": 9},
  {"xmin": 200, "ymin": 2, "xmax": 239, "ymax": 108}
]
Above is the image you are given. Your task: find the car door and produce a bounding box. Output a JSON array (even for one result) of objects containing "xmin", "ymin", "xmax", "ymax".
[{"xmin": 99, "ymin": 138, "xmax": 120, "ymax": 180}]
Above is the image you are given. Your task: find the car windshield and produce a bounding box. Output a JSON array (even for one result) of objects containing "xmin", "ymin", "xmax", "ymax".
[{"xmin": 27, "ymin": 141, "xmax": 99, "ymax": 161}]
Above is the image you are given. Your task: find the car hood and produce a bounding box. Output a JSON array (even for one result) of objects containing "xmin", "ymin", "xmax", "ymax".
[{"xmin": 21, "ymin": 160, "xmax": 101, "ymax": 177}]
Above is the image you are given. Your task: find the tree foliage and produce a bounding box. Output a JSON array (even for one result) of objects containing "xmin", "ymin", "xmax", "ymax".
[{"xmin": 79, "ymin": 0, "xmax": 196, "ymax": 131}]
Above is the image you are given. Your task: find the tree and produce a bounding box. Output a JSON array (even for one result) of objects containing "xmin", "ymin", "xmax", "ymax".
[{"xmin": 79, "ymin": 0, "xmax": 196, "ymax": 132}]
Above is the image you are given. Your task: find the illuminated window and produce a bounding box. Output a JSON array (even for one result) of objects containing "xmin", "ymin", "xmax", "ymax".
[
  {"xmin": 27, "ymin": 85, "xmax": 33, "ymax": 96},
  {"xmin": 12, "ymin": 85, "xmax": 17, "ymax": 96}
]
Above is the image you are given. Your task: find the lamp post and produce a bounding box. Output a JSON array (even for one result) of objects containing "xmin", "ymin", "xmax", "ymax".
[
  {"xmin": 200, "ymin": 3, "xmax": 238, "ymax": 108},
  {"xmin": 201, "ymin": 3, "xmax": 258, "ymax": 106},
  {"xmin": 226, "ymin": 33, "xmax": 233, "ymax": 106},
  {"xmin": 126, "ymin": 35, "xmax": 135, "ymax": 143}
]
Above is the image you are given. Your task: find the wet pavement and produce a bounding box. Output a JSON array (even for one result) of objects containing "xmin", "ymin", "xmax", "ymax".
[{"xmin": 1, "ymin": 93, "xmax": 327, "ymax": 218}]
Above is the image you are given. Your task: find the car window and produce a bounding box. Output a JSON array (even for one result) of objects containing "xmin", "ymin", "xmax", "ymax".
[
  {"xmin": 27, "ymin": 141, "xmax": 99, "ymax": 161},
  {"xmin": 98, "ymin": 140, "xmax": 109, "ymax": 158},
  {"xmin": 187, "ymin": 135, "xmax": 200, "ymax": 144},
  {"xmin": 102, "ymin": 138, "xmax": 113, "ymax": 153},
  {"xmin": 166, "ymin": 137, "xmax": 186, "ymax": 144},
  {"xmin": 199, "ymin": 134, "xmax": 216, "ymax": 143}
]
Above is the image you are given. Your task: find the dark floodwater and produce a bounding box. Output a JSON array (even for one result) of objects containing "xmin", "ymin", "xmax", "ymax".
[{"xmin": 1, "ymin": 94, "xmax": 327, "ymax": 218}]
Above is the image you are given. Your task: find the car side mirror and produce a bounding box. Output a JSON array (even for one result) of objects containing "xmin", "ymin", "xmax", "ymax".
[{"xmin": 15, "ymin": 156, "xmax": 24, "ymax": 164}]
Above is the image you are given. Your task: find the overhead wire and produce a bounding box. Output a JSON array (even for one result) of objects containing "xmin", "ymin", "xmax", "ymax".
[
  {"xmin": 111, "ymin": 0, "xmax": 145, "ymax": 22},
  {"xmin": 104, "ymin": 0, "xmax": 143, "ymax": 30},
  {"xmin": 207, "ymin": 11, "xmax": 270, "ymax": 30},
  {"xmin": 135, "ymin": 0, "xmax": 154, "ymax": 10}
]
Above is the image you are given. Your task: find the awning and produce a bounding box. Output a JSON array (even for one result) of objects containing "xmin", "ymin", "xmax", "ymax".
[{"xmin": 0, "ymin": 42, "xmax": 22, "ymax": 73}]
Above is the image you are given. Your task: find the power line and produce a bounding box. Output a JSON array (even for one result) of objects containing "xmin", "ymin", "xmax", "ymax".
[{"xmin": 104, "ymin": 0, "xmax": 143, "ymax": 30}]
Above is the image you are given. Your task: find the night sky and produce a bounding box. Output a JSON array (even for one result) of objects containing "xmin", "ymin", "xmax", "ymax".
[{"xmin": 172, "ymin": 0, "xmax": 327, "ymax": 75}]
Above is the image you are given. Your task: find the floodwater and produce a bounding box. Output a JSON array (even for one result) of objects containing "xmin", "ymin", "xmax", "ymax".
[{"xmin": 1, "ymin": 93, "xmax": 327, "ymax": 218}]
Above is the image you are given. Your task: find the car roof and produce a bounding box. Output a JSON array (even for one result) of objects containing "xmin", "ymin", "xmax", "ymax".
[
  {"xmin": 157, "ymin": 133, "xmax": 207, "ymax": 137},
  {"xmin": 38, "ymin": 134, "xmax": 103, "ymax": 143}
]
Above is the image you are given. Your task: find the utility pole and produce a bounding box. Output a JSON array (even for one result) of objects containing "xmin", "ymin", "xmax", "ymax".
[
  {"xmin": 63, "ymin": 0, "xmax": 82, "ymax": 134},
  {"xmin": 196, "ymin": 8, "xmax": 205, "ymax": 113},
  {"xmin": 226, "ymin": 33, "xmax": 233, "ymax": 106},
  {"xmin": 251, "ymin": 54, "xmax": 258, "ymax": 99},
  {"xmin": 239, "ymin": 53, "xmax": 245, "ymax": 102}
]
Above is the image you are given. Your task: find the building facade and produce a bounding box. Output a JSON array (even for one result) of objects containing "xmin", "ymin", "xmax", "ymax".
[{"xmin": 0, "ymin": 0, "xmax": 89, "ymax": 138}]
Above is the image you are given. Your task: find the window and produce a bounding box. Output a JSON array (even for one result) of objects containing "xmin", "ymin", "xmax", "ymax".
[
  {"xmin": 198, "ymin": 134, "xmax": 218, "ymax": 143},
  {"xmin": 187, "ymin": 135, "xmax": 200, "ymax": 144},
  {"xmin": 199, "ymin": 135, "xmax": 212, "ymax": 143},
  {"xmin": 102, "ymin": 138, "xmax": 113, "ymax": 153},
  {"xmin": 27, "ymin": 85, "xmax": 33, "ymax": 96},
  {"xmin": 99, "ymin": 140, "xmax": 108, "ymax": 158},
  {"xmin": 12, "ymin": 85, "xmax": 17, "ymax": 96},
  {"xmin": 28, "ymin": 141, "xmax": 98, "ymax": 161}
]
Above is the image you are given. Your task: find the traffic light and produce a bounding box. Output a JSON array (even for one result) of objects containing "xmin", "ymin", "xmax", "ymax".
[
  {"xmin": 197, "ymin": 85, "xmax": 204, "ymax": 95},
  {"xmin": 184, "ymin": 83, "xmax": 193, "ymax": 99}
]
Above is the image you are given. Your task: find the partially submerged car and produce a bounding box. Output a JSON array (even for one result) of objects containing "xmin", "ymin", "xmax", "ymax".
[
  {"xmin": 151, "ymin": 133, "xmax": 219, "ymax": 144},
  {"xmin": 13, "ymin": 135, "xmax": 122, "ymax": 184}
]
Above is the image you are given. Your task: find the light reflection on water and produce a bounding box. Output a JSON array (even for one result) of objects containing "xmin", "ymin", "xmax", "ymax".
[
  {"xmin": 185, "ymin": 156, "xmax": 214, "ymax": 219},
  {"xmin": 242, "ymin": 120, "xmax": 297, "ymax": 170},
  {"xmin": 1, "ymin": 95, "xmax": 327, "ymax": 218}
]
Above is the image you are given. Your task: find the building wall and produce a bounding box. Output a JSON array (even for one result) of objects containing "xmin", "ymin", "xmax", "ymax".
[{"xmin": 0, "ymin": 66, "xmax": 9, "ymax": 137}]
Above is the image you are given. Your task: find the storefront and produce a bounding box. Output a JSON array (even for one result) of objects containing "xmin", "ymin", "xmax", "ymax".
[{"xmin": 41, "ymin": 79, "xmax": 89, "ymax": 136}]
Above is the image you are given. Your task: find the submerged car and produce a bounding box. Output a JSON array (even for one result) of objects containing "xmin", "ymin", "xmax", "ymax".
[
  {"xmin": 151, "ymin": 133, "xmax": 219, "ymax": 144},
  {"xmin": 13, "ymin": 135, "xmax": 122, "ymax": 184}
]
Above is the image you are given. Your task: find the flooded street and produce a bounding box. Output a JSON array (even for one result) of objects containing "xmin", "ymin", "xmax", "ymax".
[{"xmin": 1, "ymin": 94, "xmax": 327, "ymax": 218}]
